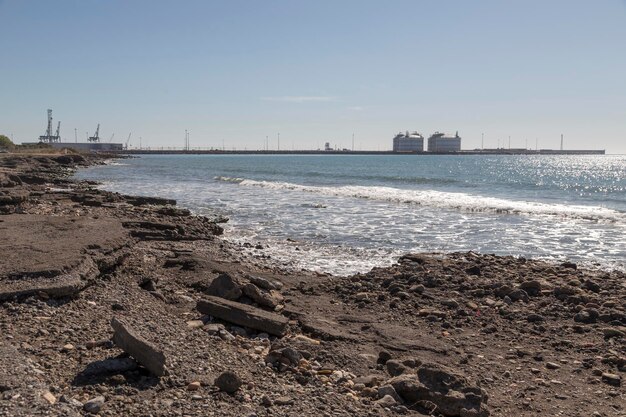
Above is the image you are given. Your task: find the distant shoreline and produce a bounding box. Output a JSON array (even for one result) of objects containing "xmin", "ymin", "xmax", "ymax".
[{"xmin": 118, "ymin": 149, "xmax": 606, "ymax": 156}]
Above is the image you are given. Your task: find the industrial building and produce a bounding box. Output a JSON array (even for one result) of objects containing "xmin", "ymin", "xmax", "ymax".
[
  {"xmin": 427, "ymin": 132, "xmax": 461, "ymax": 152},
  {"xmin": 392, "ymin": 131, "xmax": 424, "ymax": 152}
]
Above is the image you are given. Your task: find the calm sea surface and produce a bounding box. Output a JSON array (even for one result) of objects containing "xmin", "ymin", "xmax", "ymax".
[{"xmin": 76, "ymin": 154, "xmax": 626, "ymax": 275}]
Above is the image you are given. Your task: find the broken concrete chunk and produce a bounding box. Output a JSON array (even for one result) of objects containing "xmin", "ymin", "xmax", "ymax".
[
  {"xmin": 196, "ymin": 296, "xmax": 288, "ymax": 336},
  {"xmin": 111, "ymin": 318, "xmax": 166, "ymax": 376}
]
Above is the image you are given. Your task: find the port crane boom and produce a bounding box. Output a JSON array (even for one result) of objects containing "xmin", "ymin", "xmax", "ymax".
[{"xmin": 88, "ymin": 124, "xmax": 100, "ymax": 142}]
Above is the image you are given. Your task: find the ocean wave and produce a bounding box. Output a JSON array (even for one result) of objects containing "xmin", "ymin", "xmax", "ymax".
[
  {"xmin": 218, "ymin": 177, "xmax": 625, "ymax": 222},
  {"xmin": 214, "ymin": 176, "xmax": 245, "ymax": 183}
]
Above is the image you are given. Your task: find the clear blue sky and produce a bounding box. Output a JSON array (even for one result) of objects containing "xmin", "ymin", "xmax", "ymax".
[{"xmin": 1, "ymin": 0, "xmax": 625, "ymax": 152}]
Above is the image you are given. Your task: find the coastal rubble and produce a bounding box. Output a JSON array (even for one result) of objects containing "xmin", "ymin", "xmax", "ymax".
[{"xmin": 0, "ymin": 152, "xmax": 624, "ymax": 416}]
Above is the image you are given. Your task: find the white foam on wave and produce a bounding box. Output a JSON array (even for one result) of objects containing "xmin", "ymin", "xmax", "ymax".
[
  {"xmin": 103, "ymin": 160, "xmax": 129, "ymax": 167},
  {"xmin": 214, "ymin": 176, "xmax": 244, "ymax": 183},
  {"xmin": 214, "ymin": 176, "xmax": 625, "ymax": 222}
]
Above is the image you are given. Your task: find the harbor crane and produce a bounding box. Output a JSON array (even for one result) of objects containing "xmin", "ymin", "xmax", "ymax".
[
  {"xmin": 108, "ymin": 133, "xmax": 115, "ymax": 143},
  {"xmin": 55, "ymin": 121, "xmax": 61, "ymax": 140},
  {"xmin": 124, "ymin": 133, "xmax": 132, "ymax": 149},
  {"xmin": 88, "ymin": 124, "xmax": 100, "ymax": 142},
  {"xmin": 38, "ymin": 109, "xmax": 61, "ymax": 143}
]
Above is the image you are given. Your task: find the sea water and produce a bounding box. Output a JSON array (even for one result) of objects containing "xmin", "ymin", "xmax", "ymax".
[{"xmin": 76, "ymin": 154, "xmax": 626, "ymax": 275}]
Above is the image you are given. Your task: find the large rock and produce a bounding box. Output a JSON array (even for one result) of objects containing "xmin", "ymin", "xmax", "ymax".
[
  {"xmin": 207, "ymin": 273, "xmax": 242, "ymax": 301},
  {"xmin": 111, "ymin": 318, "xmax": 166, "ymax": 376},
  {"xmin": 196, "ymin": 296, "xmax": 288, "ymax": 336},
  {"xmin": 388, "ymin": 363, "xmax": 489, "ymax": 417}
]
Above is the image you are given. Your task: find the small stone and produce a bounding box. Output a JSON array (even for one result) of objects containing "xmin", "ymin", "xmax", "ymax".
[
  {"xmin": 219, "ymin": 329, "xmax": 235, "ymax": 341},
  {"xmin": 42, "ymin": 391, "xmax": 56, "ymax": 405},
  {"xmin": 83, "ymin": 396, "xmax": 105, "ymax": 414},
  {"xmin": 361, "ymin": 387, "xmax": 378, "ymax": 398},
  {"xmin": 377, "ymin": 350, "xmax": 392, "ymax": 365},
  {"xmin": 230, "ymin": 326, "xmax": 247, "ymax": 337},
  {"xmin": 520, "ymin": 280, "xmax": 542, "ymax": 295},
  {"xmin": 204, "ymin": 323, "xmax": 223, "ymax": 334},
  {"xmin": 354, "ymin": 374, "xmax": 383, "ymax": 387},
  {"xmin": 508, "ymin": 289, "xmax": 529, "ymax": 302},
  {"xmin": 574, "ymin": 309, "xmax": 598, "ymax": 324},
  {"xmin": 466, "ymin": 265, "xmax": 481, "ymax": 276},
  {"xmin": 186, "ymin": 320, "xmax": 204, "ymax": 329},
  {"xmin": 546, "ymin": 362, "xmax": 561, "ymax": 370},
  {"xmin": 386, "ymin": 360, "xmax": 407, "ymax": 377},
  {"xmin": 109, "ymin": 374, "xmax": 126, "ymax": 385},
  {"xmin": 274, "ymin": 396, "xmax": 293, "ymax": 406},
  {"xmin": 601, "ymin": 373, "xmax": 621, "ymax": 387},
  {"xmin": 602, "ymin": 328, "xmax": 625, "ymax": 338},
  {"xmin": 61, "ymin": 343, "xmax": 75, "ymax": 352},
  {"xmin": 85, "ymin": 339, "xmax": 110, "ymax": 349},
  {"xmin": 396, "ymin": 291, "xmax": 410, "ymax": 300},
  {"xmin": 215, "ymin": 371, "xmax": 242, "ymax": 393},
  {"xmin": 59, "ymin": 395, "xmax": 83, "ymax": 408},
  {"xmin": 441, "ymin": 299, "xmax": 459, "ymax": 308},
  {"xmin": 410, "ymin": 284, "xmax": 426, "ymax": 294},
  {"xmin": 355, "ymin": 292, "xmax": 369, "ymax": 301},
  {"xmin": 261, "ymin": 394, "xmax": 273, "ymax": 407},
  {"xmin": 378, "ymin": 385, "xmax": 402, "ymax": 402},
  {"xmin": 376, "ymin": 394, "xmax": 397, "ymax": 407},
  {"xmin": 187, "ymin": 381, "xmax": 201, "ymax": 391},
  {"xmin": 526, "ymin": 313, "xmax": 544, "ymax": 322}
]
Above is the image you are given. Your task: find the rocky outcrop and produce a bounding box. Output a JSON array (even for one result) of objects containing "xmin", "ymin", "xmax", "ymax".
[
  {"xmin": 388, "ymin": 363, "xmax": 489, "ymax": 417},
  {"xmin": 0, "ymin": 257, "xmax": 98, "ymax": 302}
]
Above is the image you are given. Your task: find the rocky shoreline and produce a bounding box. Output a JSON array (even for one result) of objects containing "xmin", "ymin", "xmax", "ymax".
[{"xmin": 0, "ymin": 152, "xmax": 624, "ymax": 416}]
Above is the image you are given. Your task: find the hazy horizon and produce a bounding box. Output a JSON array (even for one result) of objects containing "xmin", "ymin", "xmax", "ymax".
[{"xmin": 1, "ymin": 0, "xmax": 625, "ymax": 153}]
